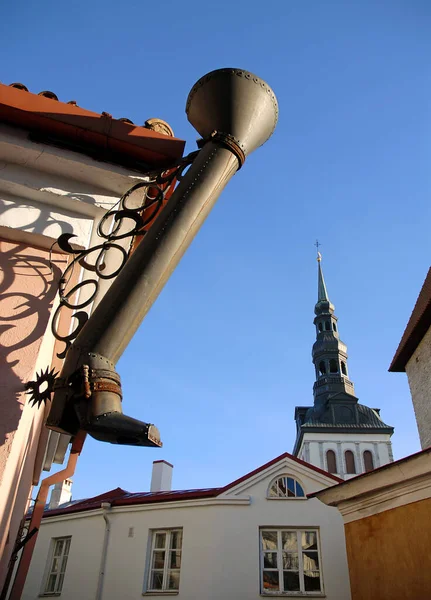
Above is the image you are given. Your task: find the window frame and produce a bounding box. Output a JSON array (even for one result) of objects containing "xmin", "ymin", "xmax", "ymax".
[
  {"xmin": 41, "ymin": 536, "xmax": 72, "ymax": 596},
  {"xmin": 259, "ymin": 527, "xmax": 324, "ymax": 596},
  {"xmin": 145, "ymin": 528, "xmax": 183, "ymax": 594},
  {"xmin": 363, "ymin": 450, "xmax": 374, "ymax": 472},
  {"xmin": 344, "ymin": 450, "xmax": 356, "ymax": 474},
  {"xmin": 326, "ymin": 449, "xmax": 337, "ymax": 474},
  {"xmin": 267, "ymin": 476, "xmax": 306, "ymax": 500}
]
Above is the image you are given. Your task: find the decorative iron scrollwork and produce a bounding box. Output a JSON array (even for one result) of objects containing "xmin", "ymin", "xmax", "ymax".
[{"xmin": 51, "ymin": 151, "xmax": 199, "ymax": 358}]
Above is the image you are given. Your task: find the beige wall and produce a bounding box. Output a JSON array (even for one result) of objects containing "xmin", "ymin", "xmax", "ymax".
[
  {"xmin": 0, "ymin": 240, "xmax": 68, "ymax": 585},
  {"xmin": 0, "ymin": 122, "xmax": 161, "ymax": 593},
  {"xmin": 406, "ymin": 327, "xmax": 431, "ymax": 449},
  {"xmin": 0, "ymin": 240, "xmax": 66, "ymax": 482},
  {"xmin": 344, "ymin": 497, "xmax": 431, "ymax": 600}
]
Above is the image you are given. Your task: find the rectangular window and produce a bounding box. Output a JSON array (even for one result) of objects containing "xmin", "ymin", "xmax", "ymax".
[
  {"xmin": 260, "ymin": 529, "xmax": 322, "ymax": 595},
  {"xmin": 43, "ymin": 537, "xmax": 71, "ymax": 595},
  {"xmin": 147, "ymin": 529, "xmax": 183, "ymax": 592}
]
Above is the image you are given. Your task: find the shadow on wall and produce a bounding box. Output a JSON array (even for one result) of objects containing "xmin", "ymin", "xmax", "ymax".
[
  {"xmin": 0, "ymin": 197, "xmax": 76, "ymax": 239},
  {"xmin": 0, "ymin": 240, "xmax": 64, "ymax": 451}
]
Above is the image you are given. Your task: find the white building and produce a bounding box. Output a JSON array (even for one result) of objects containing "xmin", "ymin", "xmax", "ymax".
[
  {"xmin": 19, "ymin": 255, "xmax": 399, "ymax": 600},
  {"xmin": 23, "ymin": 455, "xmax": 351, "ymax": 600}
]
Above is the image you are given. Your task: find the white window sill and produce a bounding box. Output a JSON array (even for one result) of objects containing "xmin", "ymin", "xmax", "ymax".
[
  {"xmin": 260, "ymin": 594, "xmax": 325, "ymax": 598},
  {"xmin": 142, "ymin": 593, "xmax": 179, "ymax": 596},
  {"xmin": 266, "ymin": 497, "xmax": 307, "ymax": 501}
]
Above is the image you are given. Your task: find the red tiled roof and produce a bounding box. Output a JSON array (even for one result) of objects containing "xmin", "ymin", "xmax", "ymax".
[
  {"xmin": 41, "ymin": 452, "xmax": 341, "ymax": 519},
  {"xmin": 389, "ymin": 268, "xmax": 431, "ymax": 372},
  {"xmin": 44, "ymin": 487, "xmax": 222, "ymax": 518},
  {"xmin": 0, "ymin": 82, "xmax": 185, "ymax": 169}
]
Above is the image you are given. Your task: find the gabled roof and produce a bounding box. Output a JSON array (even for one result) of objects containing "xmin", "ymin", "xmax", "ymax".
[
  {"xmin": 0, "ymin": 82, "xmax": 185, "ymax": 170},
  {"xmin": 220, "ymin": 452, "xmax": 342, "ymax": 493},
  {"xmin": 390, "ymin": 268, "xmax": 431, "ymax": 372},
  {"xmin": 41, "ymin": 452, "xmax": 341, "ymax": 519}
]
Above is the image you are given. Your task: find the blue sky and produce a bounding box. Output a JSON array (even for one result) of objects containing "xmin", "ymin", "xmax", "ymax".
[{"xmin": 2, "ymin": 1, "xmax": 430, "ymax": 499}]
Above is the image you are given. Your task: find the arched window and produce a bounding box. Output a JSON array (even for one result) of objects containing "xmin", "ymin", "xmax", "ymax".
[
  {"xmin": 325, "ymin": 321, "xmax": 330, "ymax": 331},
  {"xmin": 341, "ymin": 361, "xmax": 347, "ymax": 375},
  {"xmin": 326, "ymin": 450, "xmax": 337, "ymax": 474},
  {"xmin": 363, "ymin": 450, "xmax": 374, "ymax": 472},
  {"xmin": 345, "ymin": 450, "xmax": 356, "ymax": 474},
  {"xmin": 268, "ymin": 476, "xmax": 305, "ymax": 498},
  {"xmin": 318, "ymin": 322, "xmax": 323, "ymax": 332},
  {"xmin": 329, "ymin": 359, "xmax": 338, "ymax": 373},
  {"xmin": 319, "ymin": 361, "xmax": 326, "ymax": 375},
  {"xmin": 333, "ymin": 322, "xmax": 337, "ymax": 332}
]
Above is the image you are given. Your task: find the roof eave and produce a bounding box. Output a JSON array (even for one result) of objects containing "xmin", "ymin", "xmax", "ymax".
[
  {"xmin": 300, "ymin": 425, "xmax": 394, "ymax": 435},
  {"xmin": 389, "ymin": 268, "xmax": 431, "ymax": 372},
  {"xmin": 0, "ymin": 84, "xmax": 185, "ymax": 169}
]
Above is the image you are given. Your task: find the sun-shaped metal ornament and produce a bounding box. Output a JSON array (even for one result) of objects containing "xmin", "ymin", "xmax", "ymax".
[{"xmin": 25, "ymin": 367, "xmax": 58, "ymax": 408}]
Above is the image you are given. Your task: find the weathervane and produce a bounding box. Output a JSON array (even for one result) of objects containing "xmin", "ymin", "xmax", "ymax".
[{"xmin": 315, "ymin": 239, "xmax": 322, "ymax": 262}]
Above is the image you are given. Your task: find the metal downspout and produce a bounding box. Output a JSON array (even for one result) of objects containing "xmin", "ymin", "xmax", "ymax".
[
  {"xmin": 95, "ymin": 503, "xmax": 111, "ymax": 600},
  {"xmin": 7, "ymin": 431, "xmax": 86, "ymax": 600}
]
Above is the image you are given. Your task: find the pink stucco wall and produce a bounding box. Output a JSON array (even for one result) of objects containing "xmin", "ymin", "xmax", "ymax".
[{"xmin": 0, "ymin": 239, "xmax": 67, "ymax": 588}]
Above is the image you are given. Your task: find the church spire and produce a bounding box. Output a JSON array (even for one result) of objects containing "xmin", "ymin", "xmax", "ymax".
[
  {"xmin": 317, "ymin": 252, "xmax": 329, "ymax": 303},
  {"xmin": 292, "ymin": 251, "xmax": 394, "ymax": 471},
  {"xmin": 312, "ymin": 254, "xmax": 355, "ymax": 408}
]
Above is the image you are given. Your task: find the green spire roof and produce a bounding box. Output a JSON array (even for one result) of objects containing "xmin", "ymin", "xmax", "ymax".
[{"xmin": 317, "ymin": 253, "xmax": 329, "ymax": 303}]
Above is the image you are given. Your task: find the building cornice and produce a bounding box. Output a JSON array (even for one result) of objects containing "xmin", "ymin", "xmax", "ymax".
[
  {"xmin": 311, "ymin": 447, "xmax": 431, "ymax": 523},
  {"xmin": 337, "ymin": 471, "xmax": 431, "ymax": 523},
  {"xmin": 38, "ymin": 497, "xmax": 251, "ymax": 524},
  {"xmin": 390, "ymin": 267, "xmax": 431, "ymax": 372}
]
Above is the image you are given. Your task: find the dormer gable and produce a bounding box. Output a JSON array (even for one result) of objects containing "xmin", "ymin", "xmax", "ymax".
[{"xmin": 217, "ymin": 452, "xmax": 341, "ymax": 500}]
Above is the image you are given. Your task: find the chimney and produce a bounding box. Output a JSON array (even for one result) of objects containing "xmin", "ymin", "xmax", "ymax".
[
  {"xmin": 49, "ymin": 478, "xmax": 73, "ymax": 509},
  {"xmin": 150, "ymin": 460, "xmax": 173, "ymax": 492}
]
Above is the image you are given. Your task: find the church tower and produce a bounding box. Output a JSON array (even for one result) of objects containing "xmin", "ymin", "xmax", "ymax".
[{"xmin": 293, "ymin": 253, "xmax": 394, "ymax": 479}]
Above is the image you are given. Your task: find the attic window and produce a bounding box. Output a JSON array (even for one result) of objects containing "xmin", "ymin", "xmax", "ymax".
[{"xmin": 268, "ymin": 476, "xmax": 305, "ymax": 499}]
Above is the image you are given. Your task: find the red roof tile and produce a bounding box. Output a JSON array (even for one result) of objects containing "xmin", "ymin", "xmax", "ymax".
[
  {"xmin": 0, "ymin": 82, "xmax": 185, "ymax": 169},
  {"xmin": 390, "ymin": 268, "xmax": 431, "ymax": 372}
]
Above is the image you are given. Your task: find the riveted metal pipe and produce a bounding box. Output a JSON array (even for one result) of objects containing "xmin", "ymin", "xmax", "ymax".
[{"xmin": 47, "ymin": 68, "xmax": 278, "ymax": 446}]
